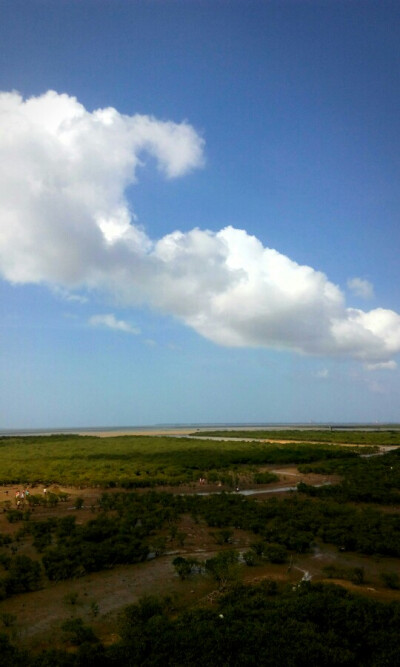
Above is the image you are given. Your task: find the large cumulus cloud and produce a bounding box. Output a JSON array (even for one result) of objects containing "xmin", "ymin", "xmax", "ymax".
[{"xmin": 1, "ymin": 90, "xmax": 399, "ymax": 365}]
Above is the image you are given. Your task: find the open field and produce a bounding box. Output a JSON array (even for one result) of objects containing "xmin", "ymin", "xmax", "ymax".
[{"xmin": 1, "ymin": 431, "xmax": 400, "ymax": 664}]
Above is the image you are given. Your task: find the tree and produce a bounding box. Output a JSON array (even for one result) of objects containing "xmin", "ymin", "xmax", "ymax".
[
  {"xmin": 205, "ymin": 550, "xmax": 241, "ymax": 588},
  {"xmin": 380, "ymin": 571, "xmax": 400, "ymax": 589},
  {"xmin": 61, "ymin": 617, "xmax": 98, "ymax": 646},
  {"xmin": 172, "ymin": 556, "xmax": 200, "ymax": 580}
]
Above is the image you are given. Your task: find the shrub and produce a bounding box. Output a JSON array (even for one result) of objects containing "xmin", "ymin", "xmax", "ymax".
[
  {"xmin": 173, "ymin": 556, "xmax": 201, "ymax": 580},
  {"xmin": 263, "ymin": 543, "xmax": 288, "ymax": 564},
  {"xmin": 350, "ymin": 567, "xmax": 365, "ymax": 585},
  {"xmin": 61, "ymin": 617, "xmax": 98, "ymax": 645},
  {"xmin": 254, "ymin": 471, "xmax": 279, "ymax": 484},
  {"xmin": 214, "ymin": 528, "xmax": 233, "ymax": 544},
  {"xmin": 243, "ymin": 550, "xmax": 256, "ymax": 566},
  {"xmin": 74, "ymin": 496, "xmax": 84, "ymax": 510},
  {"xmin": 380, "ymin": 571, "xmax": 400, "ymax": 589},
  {"xmin": 5, "ymin": 555, "xmax": 41, "ymax": 595}
]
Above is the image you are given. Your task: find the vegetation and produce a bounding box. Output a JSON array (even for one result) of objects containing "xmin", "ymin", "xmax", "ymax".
[
  {"xmin": 1, "ymin": 431, "xmax": 400, "ymax": 665},
  {"xmin": 197, "ymin": 428, "xmax": 400, "ymax": 445},
  {"xmin": 253, "ymin": 471, "xmax": 279, "ymax": 484},
  {"xmin": 2, "ymin": 582, "xmax": 400, "ymax": 665},
  {"xmin": 298, "ymin": 447, "xmax": 400, "ymax": 504},
  {"xmin": 2, "ymin": 483, "xmax": 400, "ymax": 602},
  {"xmin": 0, "ymin": 433, "xmax": 361, "ymax": 487}
]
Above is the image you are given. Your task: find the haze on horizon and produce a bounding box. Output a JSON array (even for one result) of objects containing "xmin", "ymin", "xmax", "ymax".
[{"xmin": 1, "ymin": 1, "xmax": 399, "ymax": 428}]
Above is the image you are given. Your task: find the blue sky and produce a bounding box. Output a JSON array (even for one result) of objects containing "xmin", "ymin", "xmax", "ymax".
[{"xmin": 1, "ymin": 0, "xmax": 400, "ymax": 428}]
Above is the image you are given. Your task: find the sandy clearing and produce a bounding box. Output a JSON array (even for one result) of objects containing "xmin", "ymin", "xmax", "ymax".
[{"xmin": 77, "ymin": 428, "xmax": 196, "ymax": 437}]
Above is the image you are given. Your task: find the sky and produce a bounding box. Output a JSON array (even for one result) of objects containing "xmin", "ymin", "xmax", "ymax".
[{"xmin": 1, "ymin": 0, "xmax": 400, "ymax": 428}]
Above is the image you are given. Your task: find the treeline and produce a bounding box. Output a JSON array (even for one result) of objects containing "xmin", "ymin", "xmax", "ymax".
[
  {"xmin": 0, "ymin": 554, "xmax": 41, "ymax": 599},
  {"xmin": 0, "ymin": 492, "xmax": 181, "ymax": 595},
  {"xmin": 29, "ymin": 492, "xmax": 182, "ymax": 582},
  {"xmin": 188, "ymin": 492, "xmax": 400, "ymax": 557},
  {"xmin": 3, "ymin": 581, "xmax": 400, "ymax": 666},
  {"xmin": 0, "ymin": 434, "xmax": 359, "ymax": 487},
  {"xmin": 298, "ymin": 448, "xmax": 400, "ymax": 504}
]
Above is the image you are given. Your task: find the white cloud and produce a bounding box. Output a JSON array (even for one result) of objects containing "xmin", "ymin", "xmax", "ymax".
[
  {"xmin": 365, "ymin": 360, "xmax": 397, "ymax": 371},
  {"xmin": 52, "ymin": 287, "xmax": 88, "ymax": 304},
  {"xmin": 347, "ymin": 277, "xmax": 374, "ymax": 299},
  {"xmin": 0, "ymin": 90, "xmax": 203, "ymax": 285},
  {"xmin": 144, "ymin": 338, "xmax": 157, "ymax": 347},
  {"xmin": 365, "ymin": 379, "xmax": 386, "ymax": 394},
  {"xmin": 88, "ymin": 314, "xmax": 140, "ymax": 335},
  {"xmin": 0, "ymin": 90, "xmax": 399, "ymax": 366},
  {"xmin": 315, "ymin": 368, "xmax": 329, "ymax": 379}
]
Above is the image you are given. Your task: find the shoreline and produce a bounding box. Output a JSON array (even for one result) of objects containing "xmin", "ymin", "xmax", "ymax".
[{"xmin": 2, "ymin": 423, "xmax": 400, "ymax": 438}]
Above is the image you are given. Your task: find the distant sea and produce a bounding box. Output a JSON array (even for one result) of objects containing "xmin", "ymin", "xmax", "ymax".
[{"xmin": 1, "ymin": 422, "xmax": 399, "ymax": 437}]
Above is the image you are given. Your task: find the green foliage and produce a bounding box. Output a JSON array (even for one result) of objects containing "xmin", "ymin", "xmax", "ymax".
[
  {"xmin": 242, "ymin": 550, "xmax": 256, "ymax": 566},
  {"xmin": 0, "ymin": 633, "xmax": 26, "ymax": 666},
  {"xmin": 322, "ymin": 564, "xmax": 345, "ymax": 579},
  {"xmin": 380, "ymin": 571, "xmax": 400, "ymax": 589},
  {"xmin": 253, "ymin": 471, "xmax": 279, "ymax": 484},
  {"xmin": 29, "ymin": 519, "xmax": 57, "ymax": 552},
  {"xmin": 298, "ymin": 449, "xmax": 400, "ymax": 504},
  {"xmin": 1, "ymin": 485, "xmax": 399, "ymax": 595},
  {"xmin": 56, "ymin": 516, "xmax": 77, "ymax": 539},
  {"xmin": 61, "ymin": 617, "xmax": 98, "ymax": 646},
  {"xmin": 213, "ymin": 528, "xmax": 233, "ymax": 544},
  {"xmin": 112, "ymin": 583, "xmax": 400, "ymax": 666},
  {"xmin": 250, "ymin": 540, "xmax": 265, "ymax": 556},
  {"xmin": 350, "ymin": 566, "xmax": 365, "ymax": 585},
  {"xmin": 322, "ymin": 564, "xmax": 367, "ymax": 585},
  {"xmin": 73, "ymin": 497, "xmax": 84, "ymax": 510},
  {"xmin": 205, "ymin": 550, "xmax": 241, "ymax": 586},
  {"xmin": 192, "ymin": 491, "xmax": 400, "ymax": 557},
  {"xmin": 150, "ymin": 536, "xmax": 166, "ymax": 556},
  {"xmin": 0, "ymin": 534, "xmax": 12, "ymax": 548},
  {"xmin": 172, "ymin": 556, "xmax": 201, "ymax": 580},
  {"xmin": 263, "ymin": 542, "xmax": 288, "ymax": 563},
  {"xmin": 46, "ymin": 493, "xmax": 59, "ymax": 508},
  {"xmin": 39, "ymin": 493, "xmax": 184, "ymax": 581},
  {"xmin": 247, "ymin": 541, "xmax": 288, "ymax": 563},
  {"xmin": 0, "ymin": 433, "xmax": 362, "ymax": 487},
  {"xmin": 0, "ymin": 555, "xmax": 41, "ymax": 598},
  {"xmin": 3, "ymin": 580, "xmax": 400, "ymax": 664},
  {"xmin": 6, "ymin": 510, "xmax": 24, "ymax": 523},
  {"xmin": 0, "ymin": 552, "xmax": 11, "ymax": 570}
]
